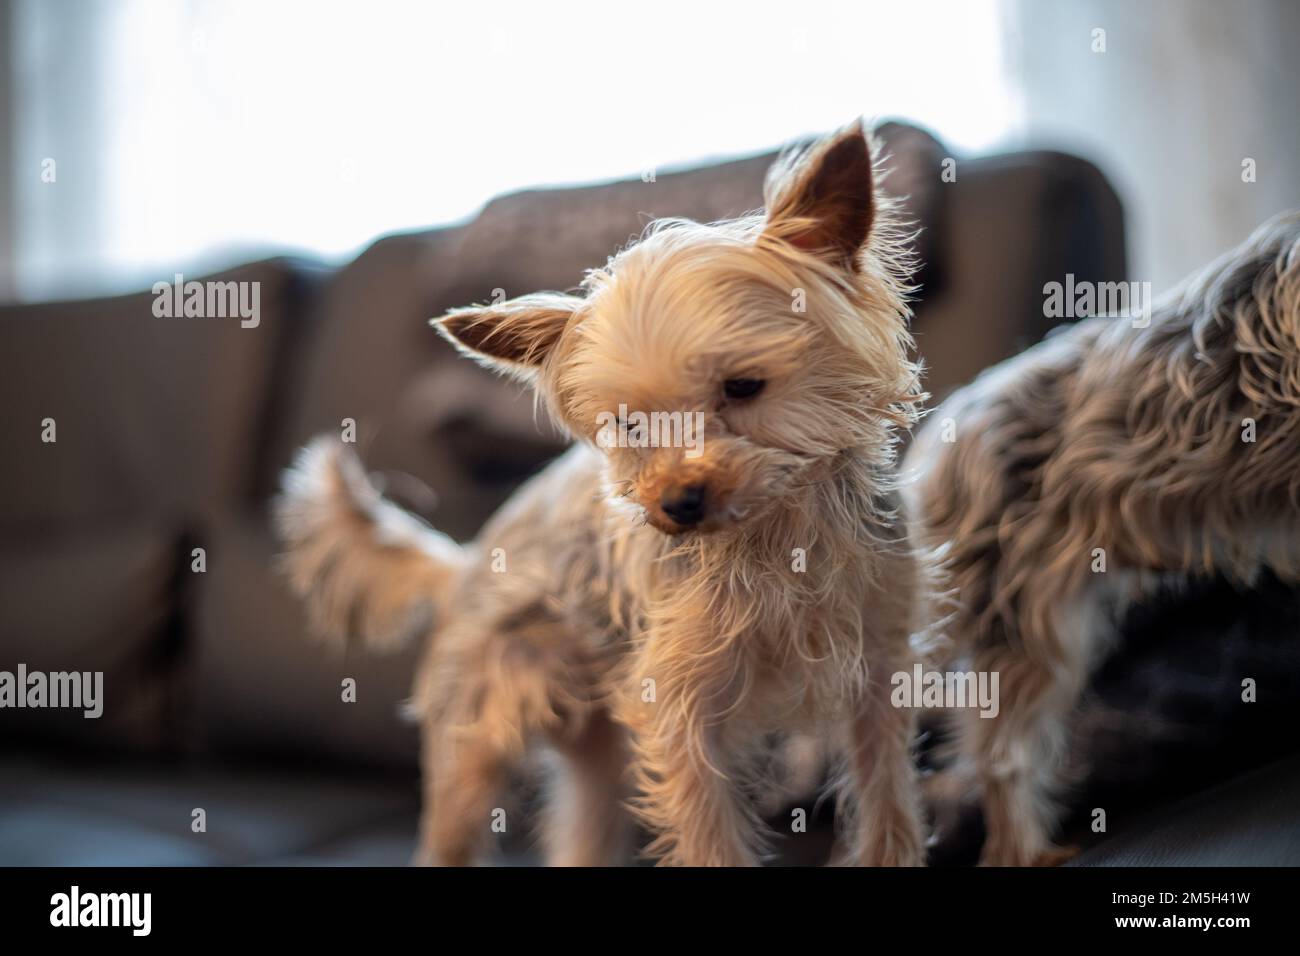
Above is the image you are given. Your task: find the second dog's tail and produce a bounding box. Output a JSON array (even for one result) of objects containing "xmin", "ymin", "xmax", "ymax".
[{"xmin": 274, "ymin": 437, "xmax": 466, "ymax": 651}]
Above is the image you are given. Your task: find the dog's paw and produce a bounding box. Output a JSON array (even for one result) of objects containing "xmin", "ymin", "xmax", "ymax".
[
  {"xmin": 831, "ymin": 825, "xmax": 928, "ymax": 867},
  {"xmin": 1030, "ymin": 843, "xmax": 1080, "ymax": 867},
  {"xmin": 979, "ymin": 840, "xmax": 1079, "ymax": 867}
]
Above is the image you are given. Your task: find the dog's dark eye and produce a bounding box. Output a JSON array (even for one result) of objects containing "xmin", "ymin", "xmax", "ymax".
[{"xmin": 723, "ymin": 378, "xmax": 765, "ymax": 400}]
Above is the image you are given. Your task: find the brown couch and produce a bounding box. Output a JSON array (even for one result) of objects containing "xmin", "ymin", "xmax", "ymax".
[{"xmin": 28, "ymin": 121, "xmax": 1285, "ymax": 866}]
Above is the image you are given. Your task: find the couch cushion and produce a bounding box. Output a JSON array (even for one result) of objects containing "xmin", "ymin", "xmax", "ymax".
[
  {"xmin": 8, "ymin": 747, "xmax": 1295, "ymax": 866},
  {"xmin": 0, "ymin": 521, "xmax": 176, "ymax": 750},
  {"xmin": 0, "ymin": 752, "xmax": 418, "ymax": 866},
  {"xmin": 0, "ymin": 258, "xmax": 319, "ymax": 531},
  {"xmin": 1073, "ymin": 571, "xmax": 1300, "ymax": 811},
  {"xmin": 259, "ymin": 230, "xmax": 513, "ymax": 543},
  {"xmin": 192, "ymin": 514, "xmax": 421, "ymax": 771},
  {"xmin": 1070, "ymin": 754, "xmax": 1300, "ymax": 866}
]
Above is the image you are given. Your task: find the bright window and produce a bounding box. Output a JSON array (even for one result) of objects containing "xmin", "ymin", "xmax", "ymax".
[{"xmin": 11, "ymin": 0, "xmax": 1018, "ymax": 299}]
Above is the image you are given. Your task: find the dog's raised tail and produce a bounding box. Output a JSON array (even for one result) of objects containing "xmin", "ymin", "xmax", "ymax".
[{"xmin": 274, "ymin": 437, "xmax": 465, "ymax": 652}]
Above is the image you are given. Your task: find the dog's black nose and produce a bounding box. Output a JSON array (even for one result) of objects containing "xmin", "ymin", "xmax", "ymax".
[{"xmin": 661, "ymin": 484, "xmax": 707, "ymax": 526}]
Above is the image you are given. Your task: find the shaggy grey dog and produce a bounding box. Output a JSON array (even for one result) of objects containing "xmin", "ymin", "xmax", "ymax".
[{"xmin": 905, "ymin": 212, "xmax": 1300, "ymax": 865}]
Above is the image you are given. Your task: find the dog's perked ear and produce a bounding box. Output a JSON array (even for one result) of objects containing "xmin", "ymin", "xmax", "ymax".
[
  {"xmin": 762, "ymin": 119, "xmax": 875, "ymax": 271},
  {"xmin": 431, "ymin": 292, "xmax": 580, "ymax": 376}
]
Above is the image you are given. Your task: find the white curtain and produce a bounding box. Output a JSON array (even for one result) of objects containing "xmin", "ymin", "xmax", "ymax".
[{"xmin": 1007, "ymin": 0, "xmax": 1300, "ymax": 291}]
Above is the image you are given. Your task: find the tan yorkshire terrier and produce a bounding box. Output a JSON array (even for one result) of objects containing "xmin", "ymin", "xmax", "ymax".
[
  {"xmin": 277, "ymin": 121, "xmax": 942, "ymax": 866},
  {"xmin": 906, "ymin": 212, "xmax": 1300, "ymax": 866}
]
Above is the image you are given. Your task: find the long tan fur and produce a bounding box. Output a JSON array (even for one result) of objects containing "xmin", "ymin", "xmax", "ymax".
[{"xmin": 276, "ymin": 438, "xmax": 464, "ymax": 650}]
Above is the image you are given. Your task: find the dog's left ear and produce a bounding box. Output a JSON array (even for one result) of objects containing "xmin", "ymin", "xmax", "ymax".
[
  {"xmin": 762, "ymin": 119, "xmax": 875, "ymax": 271},
  {"xmin": 432, "ymin": 292, "xmax": 580, "ymax": 377}
]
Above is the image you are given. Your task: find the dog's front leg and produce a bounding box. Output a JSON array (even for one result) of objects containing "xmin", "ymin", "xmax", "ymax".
[
  {"xmin": 625, "ymin": 623, "xmax": 763, "ymax": 866},
  {"xmin": 832, "ymin": 673, "xmax": 926, "ymax": 866},
  {"xmin": 634, "ymin": 716, "xmax": 761, "ymax": 866}
]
